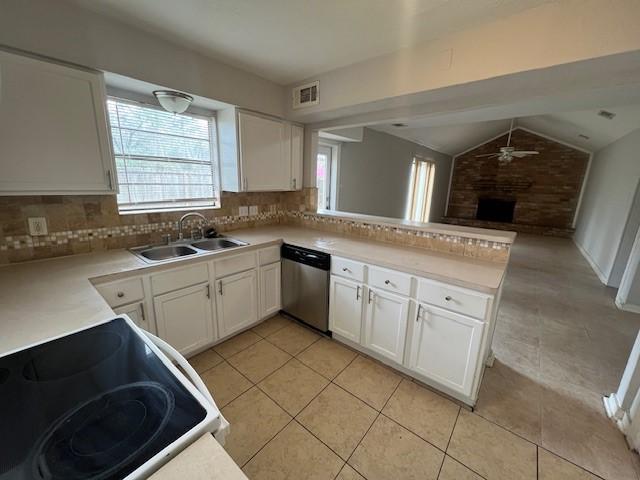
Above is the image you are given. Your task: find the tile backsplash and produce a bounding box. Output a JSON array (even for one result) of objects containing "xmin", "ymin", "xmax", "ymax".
[
  {"xmin": 0, "ymin": 189, "xmax": 314, "ymax": 264},
  {"xmin": 0, "ymin": 188, "xmax": 510, "ymax": 265}
]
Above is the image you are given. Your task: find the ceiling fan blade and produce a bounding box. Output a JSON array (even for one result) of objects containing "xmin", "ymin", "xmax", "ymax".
[
  {"xmin": 511, "ymin": 151, "xmax": 539, "ymax": 158},
  {"xmin": 476, "ymin": 153, "xmax": 499, "ymax": 158}
]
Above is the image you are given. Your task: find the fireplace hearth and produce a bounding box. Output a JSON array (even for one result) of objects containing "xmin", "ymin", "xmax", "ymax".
[{"xmin": 476, "ymin": 198, "xmax": 516, "ymax": 223}]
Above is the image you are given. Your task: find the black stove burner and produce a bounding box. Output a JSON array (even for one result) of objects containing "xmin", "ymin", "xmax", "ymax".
[
  {"xmin": 31, "ymin": 382, "xmax": 174, "ymax": 480},
  {"xmin": 0, "ymin": 318, "xmax": 210, "ymax": 480}
]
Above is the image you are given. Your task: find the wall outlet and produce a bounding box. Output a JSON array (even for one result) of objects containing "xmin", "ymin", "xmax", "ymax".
[
  {"xmin": 28, "ymin": 217, "xmax": 48, "ymax": 236},
  {"xmin": 249, "ymin": 205, "xmax": 258, "ymax": 216},
  {"xmin": 239, "ymin": 206, "xmax": 249, "ymax": 217}
]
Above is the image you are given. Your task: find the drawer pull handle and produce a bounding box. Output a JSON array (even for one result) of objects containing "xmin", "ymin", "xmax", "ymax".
[
  {"xmin": 384, "ymin": 280, "xmax": 391, "ymax": 285},
  {"xmin": 445, "ymin": 296, "xmax": 453, "ymax": 301},
  {"xmin": 342, "ymin": 267, "xmax": 351, "ymax": 273},
  {"xmin": 116, "ymin": 291, "xmax": 125, "ymax": 298}
]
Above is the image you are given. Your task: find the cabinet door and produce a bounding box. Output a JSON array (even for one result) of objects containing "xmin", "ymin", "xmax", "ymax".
[
  {"xmin": 408, "ymin": 303, "xmax": 484, "ymax": 397},
  {"xmin": 216, "ymin": 269, "xmax": 259, "ymax": 337},
  {"xmin": 290, "ymin": 124, "xmax": 304, "ymax": 190},
  {"xmin": 114, "ymin": 301, "xmax": 154, "ymax": 334},
  {"xmin": 329, "ymin": 276, "xmax": 363, "ymax": 343},
  {"xmin": 238, "ymin": 112, "xmax": 288, "ymax": 191},
  {"xmin": 363, "ymin": 288, "xmax": 409, "ymax": 364},
  {"xmin": 153, "ymin": 283, "xmax": 214, "ymax": 356},
  {"xmin": 260, "ymin": 262, "xmax": 281, "ymax": 319},
  {"xmin": 0, "ymin": 50, "xmax": 114, "ymax": 194}
]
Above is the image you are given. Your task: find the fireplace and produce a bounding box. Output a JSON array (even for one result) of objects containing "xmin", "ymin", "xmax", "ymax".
[{"xmin": 476, "ymin": 198, "xmax": 516, "ymax": 223}]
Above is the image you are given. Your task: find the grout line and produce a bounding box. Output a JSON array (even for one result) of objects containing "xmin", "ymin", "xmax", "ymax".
[
  {"xmin": 240, "ymin": 416, "xmax": 295, "ymax": 469},
  {"xmin": 444, "ymin": 407, "xmax": 460, "ymax": 453}
]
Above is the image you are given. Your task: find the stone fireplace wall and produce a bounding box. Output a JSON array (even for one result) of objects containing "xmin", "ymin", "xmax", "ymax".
[{"xmin": 444, "ymin": 128, "xmax": 590, "ymax": 236}]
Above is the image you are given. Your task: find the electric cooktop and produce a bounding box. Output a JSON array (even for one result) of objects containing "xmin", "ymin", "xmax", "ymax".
[{"xmin": 0, "ymin": 318, "xmax": 209, "ymax": 480}]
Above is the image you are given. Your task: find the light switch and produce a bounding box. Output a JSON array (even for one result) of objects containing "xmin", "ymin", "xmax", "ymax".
[
  {"xmin": 239, "ymin": 206, "xmax": 249, "ymax": 217},
  {"xmin": 249, "ymin": 205, "xmax": 258, "ymax": 216},
  {"xmin": 28, "ymin": 217, "xmax": 48, "ymax": 236}
]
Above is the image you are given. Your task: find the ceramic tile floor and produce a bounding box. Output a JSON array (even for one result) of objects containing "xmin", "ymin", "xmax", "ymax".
[{"xmin": 189, "ymin": 235, "xmax": 640, "ymax": 480}]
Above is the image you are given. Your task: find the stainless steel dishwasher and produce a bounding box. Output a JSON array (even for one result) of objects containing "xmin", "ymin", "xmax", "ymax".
[{"xmin": 281, "ymin": 244, "xmax": 330, "ymax": 333}]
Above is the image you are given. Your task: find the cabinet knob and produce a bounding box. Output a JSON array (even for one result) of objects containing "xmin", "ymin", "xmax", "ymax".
[
  {"xmin": 116, "ymin": 291, "xmax": 124, "ymax": 298},
  {"xmin": 384, "ymin": 280, "xmax": 391, "ymax": 285},
  {"xmin": 445, "ymin": 295, "xmax": 452, "ymax": 301},
  {"xmin": 342, "ymin": 267, "xmax": 350, "ymax": 272}
]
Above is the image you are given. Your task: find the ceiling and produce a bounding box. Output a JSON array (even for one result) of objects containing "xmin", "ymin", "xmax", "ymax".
[
  {"xmin": 68, "ymin": 0, "xmax": 552, "ymax": 85},
  {"xmin": 368, "ymin": 104, "xmax": 640, "ymax": 155}
]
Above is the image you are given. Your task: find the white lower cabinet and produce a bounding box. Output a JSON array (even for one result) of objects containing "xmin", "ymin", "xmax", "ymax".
[
  {"xmin": 329, "ymin": 276, "xmax": 364, "ymax": 343},
  {"xmin": 113, "ymin": 301, "xmax": 153, "ymax": 333},
  {"xmin": 363, "ymin": 288, "xmax": 409, "ymax": 364},
  {"xmin": 407, "ymin": 303, "xmax": 485, "ymax": 397},
  {"xmin": 153, "ymin": 282, "xmax": 214, "ymax": 356},
  {"xmin": 259, "ymin": 262, "xmax": 281, "ymax": 319},
  {"xmin": 216, "ymin": 269, "xmax": 259, "ymax": 338}
]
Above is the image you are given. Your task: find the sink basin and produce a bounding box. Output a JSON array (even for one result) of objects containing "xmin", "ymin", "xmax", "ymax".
[
  {"xmin": 191, "ymin": 237, "xmax": 248, "ymax": 251},
  {"xmin": 135, "ymin": 245, "xmax": 198, "ymax": 261}
]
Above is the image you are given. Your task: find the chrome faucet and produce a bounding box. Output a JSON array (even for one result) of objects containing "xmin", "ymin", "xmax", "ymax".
[{"xmin": 177, "ymin": 212, "xmax": 207, "ymax": 240}]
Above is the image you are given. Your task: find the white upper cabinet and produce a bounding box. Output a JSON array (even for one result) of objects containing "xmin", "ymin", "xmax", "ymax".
[
  {"xmin": 0, "ymin": 50, "xmax": 115, "ymax": 194},
  {"xmin": 239, "ymin": 111, "xmax": 289, "ymax": 191},
  {"xmin": 290, "ymin": 124, "xmax": 304, "ymax": 191},
  {"xmin": 218, "ymin": 108, "xmax": 303, "ymax": 192}
]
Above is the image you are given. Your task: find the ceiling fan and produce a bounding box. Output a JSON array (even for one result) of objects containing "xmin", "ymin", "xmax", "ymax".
[{"xmin": 476, "ymin": 119, "xmax": 539, "ymax": 164}]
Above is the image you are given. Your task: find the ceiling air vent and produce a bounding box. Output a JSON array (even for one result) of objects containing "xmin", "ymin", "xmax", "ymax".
[
  {"xmin": 598, "ymin": 110, "xmax": 616, "ymax": 120},
  {"xmin": 292, "ymin": 81, "xmax": 319, "ymax": 109}
]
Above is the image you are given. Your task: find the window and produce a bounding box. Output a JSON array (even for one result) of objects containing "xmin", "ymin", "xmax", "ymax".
[
  {"xmin": 107, "ymin": 98, "xmax": 219, "ymax": 212},
  {"xmin": 316, "ymin": 145, "xmax": 332, "ymax": 210},
  {"xmin": 406, "ymin": 157, "xmax": 436, "ymax": 222}
]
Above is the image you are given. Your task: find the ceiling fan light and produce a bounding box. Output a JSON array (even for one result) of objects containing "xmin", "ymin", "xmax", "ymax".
[{"xmin": 153, "ymin": 90, "xmax": 193, "ymax": 114}]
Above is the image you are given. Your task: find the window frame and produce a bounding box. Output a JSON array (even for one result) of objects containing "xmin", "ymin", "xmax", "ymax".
[
  {"xmin": 107, "ymin": 96, "xmax": 221, "ymax": 214},
  {"xmin": 405, "ymin": 156, "xmax": 436, "ymax": 223}
]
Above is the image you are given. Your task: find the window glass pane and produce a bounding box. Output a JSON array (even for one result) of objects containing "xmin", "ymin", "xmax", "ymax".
[
  {"xmin": 317, "ymin": 152, "xmax": 329, "ymax": 210},
  {"xmin": 107, "ymin": 98, "xmax": 218, "ymax": 212}
]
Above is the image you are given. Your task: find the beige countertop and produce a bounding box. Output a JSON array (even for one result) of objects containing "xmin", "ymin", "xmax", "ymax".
[
  {"xmin": 0, "ymin": 224, "xmax": 509, "ymax": 478},
  {"xmin": 313, "ymin": 210, "xmax": 518, "ymax": 244},
  {"xmin": 0, "ymin": 225, "xmax": 507, "ymax": 356},
  {"xmin": 149, "ymin": 434, "xmax": 247, "ymax": 480}
]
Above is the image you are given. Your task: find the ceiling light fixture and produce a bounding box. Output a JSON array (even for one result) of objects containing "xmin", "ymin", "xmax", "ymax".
[{"xmin": 153, "ymin": 90, "xmax": 193, "ymax": 114}]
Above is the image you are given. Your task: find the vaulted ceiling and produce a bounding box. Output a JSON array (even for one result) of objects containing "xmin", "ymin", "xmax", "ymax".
[
  {"xmin": 68, "ymin": 0, "xmax": 552, "ymax": 84},
  {"xmin": 369, "ymin": 104, "xmax": 640, "ymax": 155}
]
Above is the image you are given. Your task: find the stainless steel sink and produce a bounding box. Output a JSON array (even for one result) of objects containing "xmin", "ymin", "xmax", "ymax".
[
  {"xmin": 191, "ymin": 237, "xmax": 248, "ymax": 251},
  {"xmin": 133, "ymin": 244, "xmax": 198, "ymax": 262},
  {"xmin": 130, "ymin": 236, "xmax": 249, "ymax": 262}
]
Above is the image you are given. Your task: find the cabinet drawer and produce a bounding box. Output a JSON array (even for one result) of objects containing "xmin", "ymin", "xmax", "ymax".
[
  {"xmin": 258, "ymin": 245, "xmax": 280, "ymax": 266},
  {"xmin": 95, "ymin": 277, "xmax": 144, "ymax": 308},
  {"xmin": 368, "ymin": 266, "xmax": 411, "ymax": 296},
  {"xmin": 152, "ymin": 263, "xmax": 209, "ymax": 295},
  {"xmin": 215, "ymin": 251, "xmax": 257, "ymax": 278},
  {"xmin": 416, "ymin": 278, "xmax": 490, "ymax": 320},
  {"xmin": 331, "ymin": 257, "xmax": 365, "ymax": 282}
]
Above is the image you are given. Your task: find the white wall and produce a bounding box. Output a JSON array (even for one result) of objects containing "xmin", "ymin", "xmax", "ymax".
[
  {"xmin": 575, "ymin": 129, "xmax": 640, "ymax": 285},
  {"xmin": 287, "ymin": 0, "xmax": 640, "ymax": 122},
  {"xmin": 335, "ymin": 128, "xmax": 452, "ymax": 221},
  {"xmin": 0, "ymin": 0, "xmax": 285, "ymax": 117}
]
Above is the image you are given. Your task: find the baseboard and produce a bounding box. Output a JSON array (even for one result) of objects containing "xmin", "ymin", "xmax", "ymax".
[
  {"xmin": 573, "ymin": 237, "xmax": 609, "ymax": 285},
  {"xmin": 604, "ymin": 393, "xmax": 631, "ymax": 434},
  {"xmin": 615, "ymin": 299, "xmax": 640, "ymax": 314}
]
